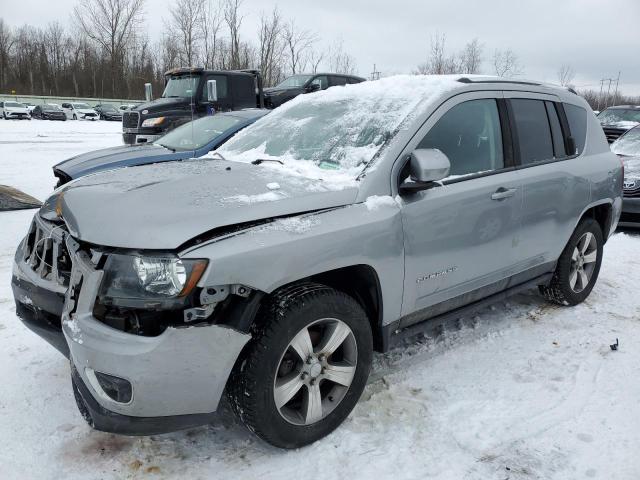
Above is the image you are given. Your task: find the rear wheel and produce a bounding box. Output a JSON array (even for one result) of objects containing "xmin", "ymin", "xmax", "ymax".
[
  {"xmin": 540, "ymin": 218, "xmax": 603, "ymax": 305},
  {"xmin": 228, "ymin": 283, "xmax": 372, "ymax": 448},
  {"xmin": 72, "ymin": 114, "xmax": 77, "ymax": 120}
]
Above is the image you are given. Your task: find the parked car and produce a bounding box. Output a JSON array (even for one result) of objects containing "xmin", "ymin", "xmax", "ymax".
[
  {"xmin": 263, "ymin": 73, "xmax": 365, "ymax": 108},
  {"xmin": 1, "ymin": 101, "xmax": 31, "ymax": 119},
  {"xmin": 31, "ymin": 103, "xmax": 67, "ymax": 121},
  {"xmin": 11, "ymin": 76, "xmax": 622, "ymax": 448},
  {"xmin": 53, "ymin": 109, "xmax": 269, "ymax": 186},
  {"xmin": 94, "ymin": 104, "xmax": 123, "ymax": 121},
  {"xmin": 597, "ymin": 105, "xmax": 640, "ymax": 143},
  {"xmin": 611, "ymin": 125, "xmax": 640, "ymax": 227},
  {"xmin": 61, "ymin": 102, "xmax": 99, "ymax": 120},
  {"xmin": 122, "ymin": 67, "xmax": 264, "ymax": 145},
  {"xmin": 119, "ymin": 104, "xmax": 137, "ymax": 112}
]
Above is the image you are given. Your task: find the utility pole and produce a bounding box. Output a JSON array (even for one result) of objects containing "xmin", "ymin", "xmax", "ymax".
[
  {"xmin": 613, "ymin": 71, "xmax": 621, "ymax": 106},
  {"xmin": 370, "ymin": 64, "xmax": 381, "ymax": 81},
  {"xmin": 597, "ymin": 79, "xmax": 604, "ymax": 111}
]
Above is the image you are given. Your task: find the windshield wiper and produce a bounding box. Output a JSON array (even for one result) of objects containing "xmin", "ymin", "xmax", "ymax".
[
  {"xmin": 252, "ymin": 158, "xmax": 284, "ymax": 165},
  {"xmin": 211, "ymin": 152, "xmax": 226, "ymax": 161},
  {"xmin": 157, "ymin": 143, "xmax": 175, "ymax": 152}
]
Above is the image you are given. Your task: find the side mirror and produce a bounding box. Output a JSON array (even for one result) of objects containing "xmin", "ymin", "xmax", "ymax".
[
  {"xmin": 305, "ymin": 83, "xmax": 321, "ymax": 93},
  {"xmin": 144, "ymin": 83, "xmax": 153, "ymax": 102},
  {"xmin": 207, "ymin": 79, "xmax": 218, "ymax": 102},
  {"xmin": 399, "ymin": 149, "xmax": 451, "ymax": 194}
]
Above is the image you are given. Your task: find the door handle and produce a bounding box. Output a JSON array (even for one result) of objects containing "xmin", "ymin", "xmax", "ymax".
[{"xmin": 491, "ymin": 187, "xmax": 517, "ymax": 201}]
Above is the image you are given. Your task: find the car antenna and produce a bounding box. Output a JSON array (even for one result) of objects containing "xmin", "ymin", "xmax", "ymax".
[{"xmin": 252, "ymin": 158, "xmax": 284, "ymax": 165}]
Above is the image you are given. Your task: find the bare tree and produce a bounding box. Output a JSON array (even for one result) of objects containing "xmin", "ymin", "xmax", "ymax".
[
  {"xmin": 73, "ymin": 0, "xmax": 145, "ymax": 96},
  {"xmin": 415, "ymin": 33, "xmax": 457, "ymax": 75},
  {"xmin": 258, "ymin": 7, "xmax": 285, "ymax": 86},
  {"xmin": 306, "ymin": 48, "xmax": 324, "ymax": 74},
  {"xmin": 0, "ymin": 19, "xmax": 15, "ymax": 91},
  {"xmin": 327, "ymin": 39, "xmax": 356, "ymax": 75},
  {"xmin": 166, "ymin": 0, "xmax": 205, "ymax": 67},
  {"xmin": 458, "ymin": 38, "xmax": 483, "ymax": 74},
  {"xmin": 44, "ymin": 22, "xmax": 67, "ymax": 95},
  {"xmin": 200, "ymin": 0, "xmax": 222, "ymax": 69},
  {"xmin": 283, "ymin": 20, "xmax": 317, "ymax": 75},
  {"xmin": 493, "ymin": 48, "xmax": 522, "ymax": 77},
  {"xmin": 558, "ymin": 64, "xmax": 575, "ymax": 87},
  {"xmin": 223, "ymin": 0, "xmax": 244, "ymax": 69}
]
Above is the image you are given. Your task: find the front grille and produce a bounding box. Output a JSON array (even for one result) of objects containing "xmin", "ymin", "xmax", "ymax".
[
  {"xmin": 22, "ymin": 216, "xmax": 72, "ymax": 287},
  {"xmin": 624, "ymin": 187, "xmax": 640, "ymax": 198},
  {"xmin": 122, "ymin": 111, "xmax": 139, "ymax": 129},
  {"xmin": 620, "ymin": 212, "xmax": 640, "ymax": 224},
  {"xmin": 602, "ymin": 127, "xmax": 626, "ymax": 143}
]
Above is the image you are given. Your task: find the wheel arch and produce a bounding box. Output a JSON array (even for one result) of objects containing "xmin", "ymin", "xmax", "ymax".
[{"xmin": 577, "ymin": 200, "xmax": 613, "ymax": 243}]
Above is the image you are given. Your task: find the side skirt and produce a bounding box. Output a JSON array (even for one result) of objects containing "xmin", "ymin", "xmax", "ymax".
[{"xmin": 380, "ymin": 273, "xmax": 553, "ymax": 352}]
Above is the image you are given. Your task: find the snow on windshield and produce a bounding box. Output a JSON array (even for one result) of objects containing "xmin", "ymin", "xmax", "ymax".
[
  {"xmin": 612, "ymin": 127, "xmax": 640, "ymax": 157},
  {"xmin": 217, "ymin": 75, "xmax": 460, "ymax": 185}
]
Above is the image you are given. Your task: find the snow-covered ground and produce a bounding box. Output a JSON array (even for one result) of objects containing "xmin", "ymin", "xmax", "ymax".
[{"xmin": 1, "ymin": 120, "xmax": 640, "ymax": 479}]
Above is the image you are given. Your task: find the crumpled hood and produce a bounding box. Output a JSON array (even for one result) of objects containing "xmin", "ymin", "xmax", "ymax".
[
  {"xmin": 55, "ymin": 159, "xmax": 358, "ymax": 250},
  {"xmin": 54, "ymin": 144, "xmax": 179, "ymax": 179}
]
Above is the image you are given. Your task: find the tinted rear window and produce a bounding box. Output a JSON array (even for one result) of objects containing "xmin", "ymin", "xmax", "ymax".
[
  {"xmin": 511, "ymin": 99, "xmax": 554, "ymax": 165},
  {"xmin": 563, "ymin": 104, "xmax": 587, "ymax": 155}
]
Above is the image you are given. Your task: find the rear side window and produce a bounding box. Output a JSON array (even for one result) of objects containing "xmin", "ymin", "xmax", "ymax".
[
  {"xmin": 330, "ymin": 76, "xmax": 347, "ymax": 87},
  {"xmin": 563, "ymin": 104, "xmax": 587, "ymax": 155},
  {"xmin": 347, "ymin": 77, "xmax": 361, "ymax": 84},
  {"xmin": 511, "ymin": 99, "xmax": 554, "ymax": 165},
  {"xmin": 417, "ymin": 99, "xmax": 504, "ymax": 177}
]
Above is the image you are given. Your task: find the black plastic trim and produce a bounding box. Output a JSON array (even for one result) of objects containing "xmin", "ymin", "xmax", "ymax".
[
  {"xmin": 71, "ymin": 364, "xmax": 217, "ymax": 435},
  {"xmin": 380, "ymin": 271, "xmax": 553, "ymax": 352}
]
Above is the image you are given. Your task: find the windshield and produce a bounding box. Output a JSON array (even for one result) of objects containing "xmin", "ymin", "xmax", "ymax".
[
  {"xmin": 163, "ymin": 75, "xmax": 199, "ymax": 98},
  {"xmin": 218, "ymin": 75, "xmax": 457, "ymax": 182},
  {"xmin": 73, "ymin": 103, "xmax": 91, "ymax": 109},
  {"xmin": 156, "ymin": 115, "xmax": 242, "ymax": 152},
  {"xmin": 5, "ymin": 102, "xmax": 23, "ymax": 108},
  {"xmin": 43, "ymin": 104, "xmax": 62, "ymax": 111},
  {"xmin": 598, "ymin": 108, "xmax": 640, "ymax": 125},
  {"xmin": 612, "ymin": 127, "xmax": 640, "ymax": 157},
  {"xmin": 276, "ymin": 75, "xmax": 313, "ymax": 88}
]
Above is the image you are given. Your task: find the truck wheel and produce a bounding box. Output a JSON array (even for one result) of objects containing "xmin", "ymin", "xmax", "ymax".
[
  {"xmin": 73, "ymin": 114, "xmax": 77, "ymax": 120},
  {"xmin": 228, "ymin": 283, "xmax": 373, "ymax": 448},
  {"xmin": 540, "ymin": 218, "xmax": 603, "ymax": 306}
]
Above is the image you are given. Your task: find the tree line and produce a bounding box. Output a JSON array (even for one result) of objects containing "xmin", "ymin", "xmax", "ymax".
[
  {"xmin": 0, "ymin": 0, "xmax": 356, "ymax": 100},
  {"xmin": 0, "ymin": 2, "xmax": 637, "ymax": 108}
]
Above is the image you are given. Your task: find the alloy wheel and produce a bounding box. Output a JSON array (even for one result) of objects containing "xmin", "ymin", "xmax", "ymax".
[
  {"xmin": 274, "ymin": 318, "xmax": 357, "ymax": 426},
  {"xmin": 569, "ymin": 232, "xmax": 598, "ymax": 293}
]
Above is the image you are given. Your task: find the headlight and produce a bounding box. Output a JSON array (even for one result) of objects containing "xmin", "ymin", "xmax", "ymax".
[
  {"xmin": 98, "ymin": 253, "xmax": 208, "ymax": 308},
  {"xmin": 141, "ymin": 117, "xmax": 166, "ymax": 127}
]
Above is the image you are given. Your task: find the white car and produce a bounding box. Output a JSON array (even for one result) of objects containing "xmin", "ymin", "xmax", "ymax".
[
  {"xmin": 1, "ymin": 101, "xmax": 31, "ymax": 120},
  {"xmin": 61, "ymin": 102, "xmax": 99, "ymax": 121}
]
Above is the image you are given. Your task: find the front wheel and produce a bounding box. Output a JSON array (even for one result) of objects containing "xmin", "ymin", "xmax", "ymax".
[
  {"xmin": 228, "ymin": 283, "xmax": 372, "ymax": 448},
  {"xmin": 72, "ymin": 114, "xmax": 77, "ymax": 120},
  {"xmin": 540, "ymin": 218, "xmax": 603, "ymax": 305}
]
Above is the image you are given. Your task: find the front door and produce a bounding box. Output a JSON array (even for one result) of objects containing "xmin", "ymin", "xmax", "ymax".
[{"xmin": 399, "ymin": 96, "xmax": 523, "ymax": 318}]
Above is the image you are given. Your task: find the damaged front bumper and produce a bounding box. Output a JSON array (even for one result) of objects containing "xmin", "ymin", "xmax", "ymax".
[{"xmin": 11, "ymin": 215, "xmax": 251, "ymax": 434}]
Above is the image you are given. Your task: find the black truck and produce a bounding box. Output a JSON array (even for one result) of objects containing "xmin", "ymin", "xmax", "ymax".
[{"xmin": 123, "ymin": 68, "xmax": 264, "ymax": 145}]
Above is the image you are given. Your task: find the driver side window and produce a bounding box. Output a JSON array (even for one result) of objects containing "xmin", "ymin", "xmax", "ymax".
[
  {"xmin": 310, "ymin": 75, "xmax": 329, "ymax": 90},
  {"xmin": 417, "ymin": 99, "xmax": 504, "ymax": 177}
]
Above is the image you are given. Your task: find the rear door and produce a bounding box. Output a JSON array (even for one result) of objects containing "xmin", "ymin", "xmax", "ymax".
[
  {"xmin": 505, "ymin": 93, "xmax": 590, "ymax": 274},
  {"xmin": 398, "ymin": 92, "xmax": 524, "ymax": 317}
]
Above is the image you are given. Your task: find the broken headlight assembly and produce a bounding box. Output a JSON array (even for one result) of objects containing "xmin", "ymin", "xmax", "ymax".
[{"xmin": 98, "ymin": 253, "xmax": 208, "ymax": 309}]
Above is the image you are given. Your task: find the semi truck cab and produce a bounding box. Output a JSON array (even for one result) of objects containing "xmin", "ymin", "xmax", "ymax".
[{"xmin": 122, "ymin": 68, "xmax": 264, "ymax": 145}]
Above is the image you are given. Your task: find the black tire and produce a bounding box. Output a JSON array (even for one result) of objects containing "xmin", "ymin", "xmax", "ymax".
[
  {"xmin": 540, "ymin": 217, "xmax": 603, "ymax": 306},
  {"xmin": 73, "ymin": 114, "xmax": 77, "ymax": 120},
  {"xmin": 227, "ymin": 283, "xmax": 373, "ymax": 448}
]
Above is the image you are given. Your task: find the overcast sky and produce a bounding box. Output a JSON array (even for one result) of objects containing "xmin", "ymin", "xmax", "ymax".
[{"xmin": 3, "ymin": 0, "xmax": 639, "ymax": 95}]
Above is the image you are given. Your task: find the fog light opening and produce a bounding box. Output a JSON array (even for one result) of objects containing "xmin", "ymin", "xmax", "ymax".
[{"xmin": 85, "ymin": 368, "xmax": 133, "ymax": 404}]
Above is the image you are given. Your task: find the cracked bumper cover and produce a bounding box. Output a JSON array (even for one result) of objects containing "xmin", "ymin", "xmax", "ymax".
[{"xmin": 12, "ymin": 234, "xmax": 251, "ymax": 433}]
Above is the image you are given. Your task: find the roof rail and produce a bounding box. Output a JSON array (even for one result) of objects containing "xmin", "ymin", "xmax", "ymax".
[{"xmin": 457, "ymin": 77, "xmax": 542, "ymax": 87}]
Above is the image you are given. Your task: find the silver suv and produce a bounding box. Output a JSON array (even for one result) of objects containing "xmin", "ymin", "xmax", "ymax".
[{"xmin": 11, "ymin": 75, "xmax": 622, "ymax": 448}]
